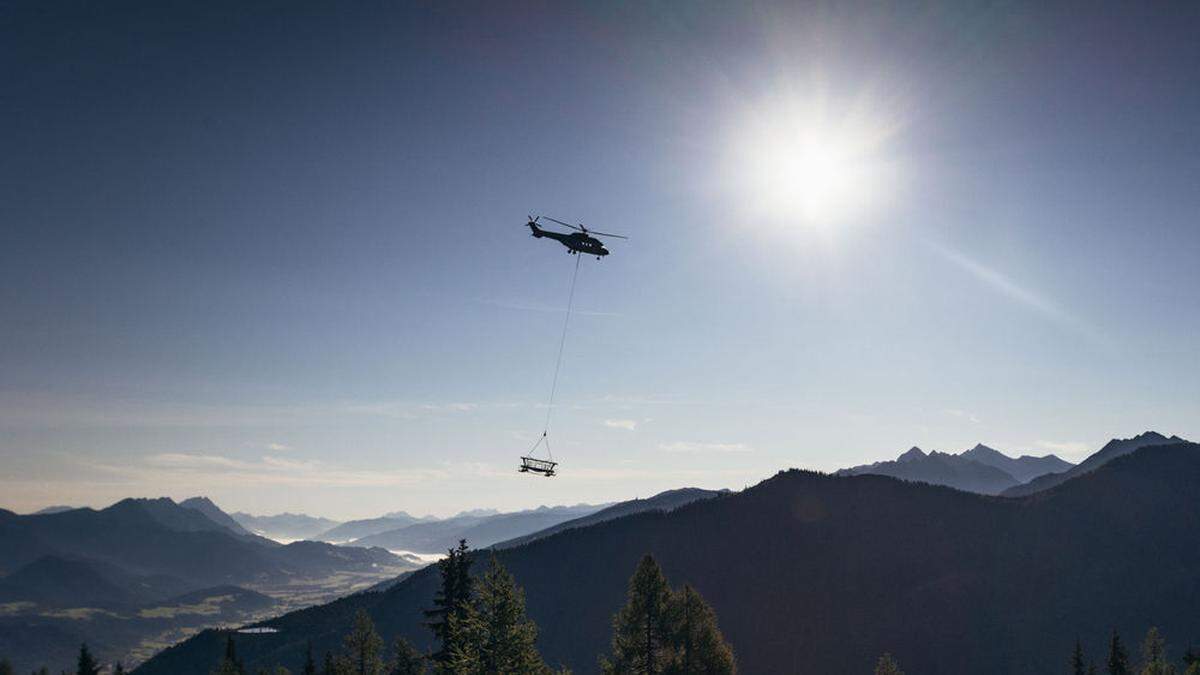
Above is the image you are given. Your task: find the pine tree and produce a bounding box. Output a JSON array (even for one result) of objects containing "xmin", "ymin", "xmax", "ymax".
[
  {"xmin": 113, "ymin": 664, "xmax": 126, "ymax": 675},
  {"xmin": 1074, "ymin": 639, "xmax": 1088, "ymax": 675},
  {"xmin": 322, "ymin": 652, "xmax": 336, "ymax": 675},
  {"xmin": 424, "ymin": 540, "xmax": 474, "ymax": 666},
  {"xmin": 873, "ymin": 653, "xmax": 904, "ymax": 675},
  {"xmin": 341, "ymin": 609, "xmax": 385, "ymax": 675},
  {"xmin": 0, "ymin": 657, "xmax": 11, "ymax": 675},
  {"xmin": 1109, "ymin": 630, "xmax": 1131, "ymax": 675},
  {"xmin": 303, "ymin": 642, "xmax": 317, "ymax": 675},
  {"xmin": 448, "ymin": 555, "xmax": 547, "ymax": 674},
  {"xmin": 388, "ymin": 637, "xmax": 425, "ymax": 675},
  {"xmin": 214, "ymin": 635, "xmax": 246, "ymax": 675},
  {"xmin": 75, "ymin": 644, "xmax": 99, "ymax": 675},
  {"xmin": 1139, "ymin": 627, "xmax": 1176, "ymax": 675},
  {"xmin": 602, "ymin": 555, "xmax": 675, "ymax": 675},
  {"xmin": 665, "ymin": 585, "xmax": 734, "ymax": 675}
]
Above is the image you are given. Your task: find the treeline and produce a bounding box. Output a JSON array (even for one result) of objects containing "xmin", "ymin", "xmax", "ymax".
[
  {"xmin": 210, "ymin": 541, "xmax": 736, "ymax": 674},
  {"xmin": 0, "ymin": 643, "xmax": 124, "ymax": 675},
  {"xmin": 1067, "ymin": 627, "xmax": 1199, "ymax": 675}
]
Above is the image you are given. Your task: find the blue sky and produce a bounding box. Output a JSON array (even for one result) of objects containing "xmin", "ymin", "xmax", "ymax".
[{"xmin": 2, "ymin": 1, "xmax": 1198, "ymax": 518}]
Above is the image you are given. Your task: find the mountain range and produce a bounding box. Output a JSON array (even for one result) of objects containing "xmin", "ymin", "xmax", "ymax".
[
  {"xmin": 0, "ymin": 497, "xmax": 420, "ymax": 673},
  {"xmin": 229, "ymin": 512, "xmax": 343, "ymax": 542},
  {"xmin": 350, "ymin": 504, "xmax": 606, "ymax": 552},
  {"xmin": 135, "ymin": 437, "xmax": 1200, "ymax": 675},
  {"xmin": 1000, "ymin": 431, "xmax": 1186, "ymax": 497}
]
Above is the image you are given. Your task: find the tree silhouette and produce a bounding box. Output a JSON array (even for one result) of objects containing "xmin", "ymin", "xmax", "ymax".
[
  {"xmin": 340, "ymin": 609, "xmax": 385, "ymax": 675},
  {"xmin": 75, "ymin": 644, "xmax": 99, "ymax": 675},
  {"xmin": 873, "ymin": 653, "xmax": 904, "ymax": 675},
  {"xmin": 0, "ymin": 657, "xmax": 12, "ymax": 675},
  {"xmin": 388, "ymin": 637, "xmax": 425, "ymax": 675},
  {"xmin": 213, "ymin": 635, "xmax": 246, "ymax": 675},
  {"xmin": 1138, "ymin": 627, "xmax": 1176, "ymax": 675},
  {"xmin": 322, "ymin": 652, "xmax": 336, "ymax": 675},
  {"xmin": 665, "ymin": 584, "xmax": 734, "ymax": 674},
  {"xmin": 113, "ymin": 663, "xmax": 127, "ymax": 675},
  {"xmin": 602, "ymin": 555, "xmax": 674, "ymax": 674},
  {"xmin": 1109, "ymin": 630, "xmax": 1131, "ymax": 675},
  {"xmin": 448, "ymin": 555, "xmax": 547, "ymax": 674},
  {"xmin": 299, "ymin": 641, "xmax": 315, "ymax": 675},
  {"xmin": 425, "ymin": 540, "xmax": 474, "ymax": 667},
  {"xmin": 1073, "ymin": 639, "xmax": 1088, "ymax": 675}
]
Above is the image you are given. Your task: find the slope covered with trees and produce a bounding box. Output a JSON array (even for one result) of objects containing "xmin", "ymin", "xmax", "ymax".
[{"xmin": 135, "ymin": 442, "xmax": 1200, "ymax": 674}]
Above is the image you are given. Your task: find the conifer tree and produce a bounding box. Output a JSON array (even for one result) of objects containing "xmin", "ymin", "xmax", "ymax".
[
  {"xmin": 322, "ymin": 652, "xmax": 336, "ymax": 675},
  {"xmin": 75, "ymin": 644, "xmax": 99, "ymax": 675},
  {"xmin": 424, "ymin": 540, "xmax": 474, "ymax": 666},
  {"xmin": 448, "ymin": 555, "xmax": 547, "ymax": 674},
  {"xmin": 1139, "ymin": 627, "xmax": 1176, "ymax": 675},
  {"xmin": 1109, "ymin": 630, "xmax": 1131, "ymax": 675},
  {"xmin": 873, "ymin": 653, "xmax": 904, "ymax": 675},
  {"xmin": 0, "ymin": 657, "xmax": 11, "ymax": 675},
  {"xmin": 113, "ymin": 664, "xmax": 126, "ymax": 675},
  {"xmin": 214, "ymin": 635, "xmax": 246, "ymax": 675},
  {"xmin": 388, "ymin": 637, "xmax": 425, "ymax": 675},
  {"xmin": 602, "ymin": 555, "xmax": 675, "ymax": 675},
  {"xmin": 341, "ymin": 609, "xmax": 385, "ymax": 675},
  {"xmin": 303, "ymin": 642, "xmax": 317, "ymax": 675},
  {"xmin": 1074, "ymin": 639, "xmax": 1088, "ymax": 675},
  {"xmin": 665, "ymin": 585, "xmax": 734, "ymax": 675}
]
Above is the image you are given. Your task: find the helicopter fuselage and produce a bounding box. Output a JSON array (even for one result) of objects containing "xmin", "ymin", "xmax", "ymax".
[{"xmin": 528, "ymin": 223, "xmax": 609, "ymax": 256}]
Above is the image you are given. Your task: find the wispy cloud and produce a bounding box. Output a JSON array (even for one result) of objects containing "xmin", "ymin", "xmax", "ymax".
[
  {"xmin": 944, "ymin": 409, "xmax": 981, "ymax": 424},
  {"xmin": 929, "ymin": 243, "xmax": 1100, "ymax": 342},
  {"xmin": 476, "ymin": 298, "xmax": 620, "ymax": 317},
  {"xmin": 659, "ymin": 441, "xmax": 753, "ymax": 454},
  {"xmin": 1034, "ymin": 439, "xmax": 1091, "ymax": 458},
  {"xmin": 266, "ymin": 442, "xmax": 291, "ymax": 451},
  {"xmin": 93, "ymin": 452, "xmax": 452, "ymax": 488},
  {"xmin": 604, "ymin": 419, "xmax": 638, "ymax": 431}
]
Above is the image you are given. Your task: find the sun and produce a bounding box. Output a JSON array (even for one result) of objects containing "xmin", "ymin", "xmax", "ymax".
[{"xmin": 728, "ymin": 99, "xmax": 895, "ymax": 228}]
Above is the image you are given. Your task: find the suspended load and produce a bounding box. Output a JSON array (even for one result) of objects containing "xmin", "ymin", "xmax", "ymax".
[{"xmin": 517, "ymin": 215, "xmax": 626, "ymax": 478}]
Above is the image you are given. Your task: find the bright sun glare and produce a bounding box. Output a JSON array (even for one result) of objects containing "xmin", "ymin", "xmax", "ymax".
[{"xmin": 731, "ymin": 100, "xmax": 896, "ymax": 228}]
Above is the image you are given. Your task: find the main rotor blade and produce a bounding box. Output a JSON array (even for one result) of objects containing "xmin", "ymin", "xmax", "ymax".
[
  {"xmin": 543, "ymin": 216, "xmax": 582, "ymax": 231},
  {"xmin": 588, "ymin": 231, "xmax": 628, "ymax": 240}
]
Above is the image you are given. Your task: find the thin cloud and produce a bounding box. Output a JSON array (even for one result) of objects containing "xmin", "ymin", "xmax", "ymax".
[
  {"xmin": 929, "ymin": 243, "xmax": 1101, "ymax": 342},
  {"xmin": 476, "ymin": 298, "xmax": 620, "ymax": 317},
  {"xmin": 1034, "ymin": 439, "xmax": 1091, "ymax": 458},
  {"xmin": 659, "ymin": 441, "xmax": 753, "ymax": 454},
  {"xmin": 944, "ymin": 409, "xmax": 981, "ymax": 424},
  {"xmin": 604, "ymin": 419, "xmax": 639, "ymax": 431},
  {"xmin": 96, "ymin": 452, "xmax": 451, "ymax": 488}
]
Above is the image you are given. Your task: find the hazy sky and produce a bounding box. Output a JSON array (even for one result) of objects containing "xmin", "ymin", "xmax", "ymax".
[{"xmin": 3, "ymin": 1, "xmax": 1198, "ymax": 519}]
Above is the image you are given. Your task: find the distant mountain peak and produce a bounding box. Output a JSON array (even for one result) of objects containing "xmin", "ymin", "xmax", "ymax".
[{"xmin": 897, "ymin": 447, "xmax": 926, "ymax": 463}]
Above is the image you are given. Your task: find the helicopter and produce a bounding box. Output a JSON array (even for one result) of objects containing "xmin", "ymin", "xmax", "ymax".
[{"xmin": 527, "ymin": 216, "xmax": 627, "ymax": 258}]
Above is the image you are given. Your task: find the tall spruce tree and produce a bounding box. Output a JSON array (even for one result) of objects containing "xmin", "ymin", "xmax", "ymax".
[
  {"xmin": 1074, "ymin": 639, "xmax": 1088, "ymax": 675},
  {"xmin": 388, "ymin": 637, "xmax": 425, "ymax": 675},
  {"xmin": 424, "ymin": 540, "xmax": 474, "ymax": 666},
  {"xmin": 340, "ymin": 609, "xmax": 385, "ymax": 675},
  {"xmin": 873, "ymin": 653, "xmax": 904, "ymax": 675},
  {"xmin": 214, "ymin": 635, "xmax": 246, "ymax": 675},
  {"xmin": 303, "ymin": 642, "xmax": 317, "ymax": 675},
  {"xmin": 0, "ymin": 657, "xmax": 11, "ymax": 675},
  {"xmin": 1139, "ymin": 627, "xmax": 1176, "ymax": 675},
  {"xmin": 665, "ymin": 585, "xmax": 734, "ymax": 675},
  {"xmin": 75, "ymin": 644, "xmax": 99, "ymax": 675},
  {"xmin": 1109, "ymin": 630, "xmax": 1131, "ymax": 675},
  {"xmin": 448, "ymin": 555, "xmax": 547, "ymax": 674},
  {"xmin": 602, "ymin": 555, "xmax": 676, "ymax": 675},
  {"xmin": 322, "ymin": 652, "xmax": 336, "ymax": 675},
  {"xmin": 113, "ymin": 664, "xmax": 126, "ymax": 675}
]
